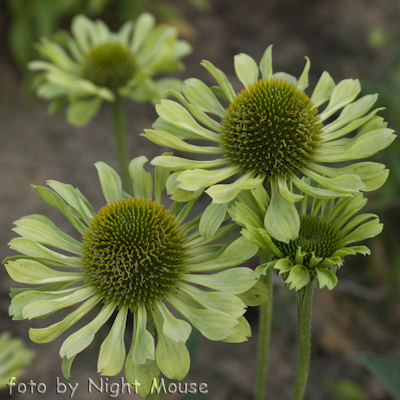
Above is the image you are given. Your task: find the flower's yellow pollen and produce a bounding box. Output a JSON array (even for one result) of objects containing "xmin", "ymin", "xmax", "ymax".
[{"xmin": 81, "ymin": 197, "xmax": 187, "ymax": 309}]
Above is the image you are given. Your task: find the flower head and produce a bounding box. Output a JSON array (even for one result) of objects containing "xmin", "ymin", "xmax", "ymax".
[
  {"xmin": 29, "ymin": 13, "xmax": 191, "ymax": 126},
  {"xmin": 143, "ymin": 45, "xmax": 395, "ymax": 243},
  {"xmin": 3, "ymin": 157, "xmax": 258, "ymax": 396},
  {"xmin": 229, "ymin": 183, "xmax": 383, "ymax": 291},
  {"xmin": 0, "ymin": 332, "xmax": 35, "ymax": 389}
]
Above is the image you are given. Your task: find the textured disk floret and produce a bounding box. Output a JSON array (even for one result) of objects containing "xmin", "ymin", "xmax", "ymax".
[
  {"xmin": 83, "ymin": 41, "xmax": 136, "ymax": 90},
  {"xmin": 220, "ymin": 78, "xmax": 323, "ymax": 177},
  {"xmin": 81, "ymin": 197, "xmax": 187, "ymax": 308},
  {"xmin": 274, "ymin": 215, "xmax": 340, "ymax": 266}
]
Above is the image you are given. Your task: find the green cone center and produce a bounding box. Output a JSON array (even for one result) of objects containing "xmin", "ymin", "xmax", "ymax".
[
  {"xmin": 220, "ymin": 78, "xmax": 323, "ymax": 177},
  {"xmin": 83, "ymin": 41, "xmax": 136, "ymax": 90},
  {"xmin": 81, "ymin": 197, "xmax": 187, "ymax": 308},
  {"xmin": 274, "ymin": 215, "xmax": 340, "ymax": 266}
]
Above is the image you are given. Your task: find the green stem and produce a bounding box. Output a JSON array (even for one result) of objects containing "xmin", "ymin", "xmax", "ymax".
[
  {"xmin": 110, "ymin": 94, "xmax": 131, "ymax": 194},
  {"xmin": 292, "ymin": 282, "xmax": 314, "ymax": 400},
  {"xmin": 254, "ymin": 260, "xmax": 273, "ymax": 400}
]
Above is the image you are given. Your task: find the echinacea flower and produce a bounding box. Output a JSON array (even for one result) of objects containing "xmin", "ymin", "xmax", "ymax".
[
  {"xmin": 29, "ymin": 13, "xmax": 191, "ymax": 126},
  {"xmin": 3, "ymin": 157, "xmax": 259, "ymax": 397},
  {"xmin": 229, "ymin": 183, "xmax": 383, "ymax": 291},
  {"xmin": 0, "ymin": 332, "xmax": 35, "ymax": 389},
  {"xmin": 144, "ymin": 45, "xmax": 395, "ymax": 243}
]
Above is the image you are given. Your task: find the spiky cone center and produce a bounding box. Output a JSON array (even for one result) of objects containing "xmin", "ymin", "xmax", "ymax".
[
  {"xmin": 82, "ymin": 41, "xmax": 136, "ymax": 90},
  {"xmin": 274, "ymin": 215, "xmax": 340, "ymax": 266},
  {"xmin": 220, "ymin": 78, "xmax": 323, "ymax": 177},
  {"xmin": 81, "ymin": 197, "xmax": 187, "ymax": 309}
]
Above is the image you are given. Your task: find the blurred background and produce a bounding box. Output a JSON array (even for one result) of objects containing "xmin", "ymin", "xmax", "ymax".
[{"xmin": 1, "ymin": 0, "xmax": 400, "ymax": 399}]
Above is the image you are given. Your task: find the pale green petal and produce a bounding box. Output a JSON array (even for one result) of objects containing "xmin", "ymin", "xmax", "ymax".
[
  {"xmin": 206, "ymin": 173, "xmax": 265, "ymax": 203},
  {"xmin": 132, "ymin": 12, "xmax": 155, "ymax": 52},
  {"xmin": 166, "ymin": 172, "xmax": 203, "ymax": 202},
  {"xmin": 310, "ymin": 71, "xmax": 335, "ymax": 107},
  {"xmin": 199, "ymin": 203, "xmax": 227, "ymax": 240},
  {"xmin": 29, "ymin": 295, "xmax": 101, "ymax": 343},
  {"xmin": 9, "ymin": 287, "xmax": 78, "ymax": 320},
  {"xmin": 71, "ymin": 15, "xmax": 93, "ymax": 53},
  {"xmin": 339, "ymin": 218, "xmax": 383, "ymax": 247},
  {"xmin": 177, "ymin": 165, "xmax": 241, "ymax": 191},
  {"xmin": 338, "ymin": 212, "xmax": 377, "ymax": 237},
  {"xmin": 320, "ymin": 79, "xmax": 361, "ymax": 121},
  {"xmin": 46, "ymin": 180, "xmax": 94, "ymax": 223},
  {"xmin": 132, "ymin": 304, "xmax": 155, "ymax": 364},
  {"xmin": 322, "ymin": 94, "xmax": 378, "ymax": 135},
  {"xmin": 229, "ymin": 201, "xmax": 263, "ymax": 229},
  {"xmin": 13, "ymin": 215, "xmax": 81, "ymax": 254},
  {"xmin": 154, "ymin": 163, "xmax": 170, "ymax": 203},
  {"xmin": 170, "ymin": 90, "xmax": 222, "ymax": 132},
  {"xmin": 152, "ymin": 154, "xmax": 226, "ymax": 172},
  {"xmin": 237, "ymin": 279, "xmax": 270, "ymax": 306},
  {"xmin": 259, "ymin": 45, "xmax": 273, "ymax": 79},
  {"xmin": 5, "ymin": 259, "xmax": 83, "ymax": 285},
  {"xmin": 125, "ymin": 357, "xmax": 159, "ymax": 398},
  {"xmin": 321, "ymin": 107, "xmax": 383, "ymax": 142},
  {"xmin": 265, "ymin": 178, "xmax": 300, "ymax": 244},
  {"xmin": 129, "ymin": 156, "xmax": 153, "ymax": 200},
  {"xmin": 66, "ymin": 98, "xmax": 102, "ymax": 127},
  {"xmin": 155, "ymin": 300, "xmax": 191, "ymax": 343},
  {"xmin": 316, "ymin": 268, "xmax": 338, "ymax": 290},
  {"xmin": 297, "ymin": 57, "xmax": 310, "ymax": 91},
  {"xmin": 151, "ymin": 308, "xmax": 190, "ymax": 380},
  {"xmin": 201, "ymin": 60, "xmax": 236, "ymax": 102},
  {"xmin": 285, "ymin": 265, "xmax": 310, "ymax": 291},
  {"xmin": 291, "ymin": 175, "xmax": 353, "ymax": 199},
  {"xmin": 182, "ymin": 78, "xmax": 226, "ymax": 117},
  {"xmin": 60, "ymin": 302, "xmax": 116, "ymax": 359},
  {"xmin": 277, "ymin": 176, "xmax": 304, "ymax": 203},
  {"xmin": 98, "ymin": 305, "xmax": 128, "ymax": 376},
  {"xmin": 222, "ymin": 316, "xmax": 251, "ymax": 343},
  {"xmin": 8, "ymin": 238, "xmax": 81, "ymax": 267},
  {"xmin": 155, "ymin": 329, "xmax": 190, "ymax": 380},
  {"xmin": 303, "ymin": 168, "xmax": 365, "ymax": 193},
  {"xmin": 187, "ymin": 236, "xmax": 258, "ymax": 272},
  {"xmin": 182, "ymin": 267, "xmax": 257, "ymax": 294},
  {"xmin": 167, "ymin": 295, "xmax": 238, "ymax": 340},
  {"xmin": 179, "ymin": 282, "xmax": 246, "ymax": 318},
  {"xmin": 23, "ymin": 286, "xmax": 96, "ymax": 320},
  {"xmin": 309, "ymin": 162, "xmax": 389, "ymax": 192},
  {"xmin": 234, "ymin": 53, "xmax": 259, "ymax": 87},
  {"xmin": 33, "ymin": 186, "xmax": 86, "ymax": 234},
  {"xmin": 153, "ymin": 116, "xmax": 200, "ymax": 140},
  {"xmin": 273, "ymin": 72, "xmax": 297, "ymax": 85},
  {"xmin": 61, "ymin": 355, "xmax": 76, "ymax": 379},
  {"xmin": 315, "ymin": 128, "xmax": 395, "ymax": 162},
  {"xmin": 274, "ymin": 258, "xmax": 294, "ymax": 275},
  {"xmin": 143, "ymin": 129, "xmax": 223, "ymax": 154},
  {"xmin": 94, "ymin": 162, "xmax": 123, "ymax": 204}
]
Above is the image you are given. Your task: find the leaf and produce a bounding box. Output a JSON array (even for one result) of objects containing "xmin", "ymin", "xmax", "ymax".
[{"xmin": 355, "ymin": 355, "xmax": 400, "ymax": 400}]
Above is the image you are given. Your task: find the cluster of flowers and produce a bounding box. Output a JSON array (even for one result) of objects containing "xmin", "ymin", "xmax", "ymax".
[{"xmin": 3, "ymin": 12, "xmax": 395, "ymax": 398}]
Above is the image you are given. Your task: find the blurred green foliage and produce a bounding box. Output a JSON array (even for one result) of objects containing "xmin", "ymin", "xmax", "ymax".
[
  {"xmin": 325, "ymin": 379, "xmax": 370, "ymax": 400},
  {"xmin": 355, "ymin": 355, "xmax": 400, "ymax": 400},
  {"xmin": 6, "ymin": 0, "xmax": 209, "ymax": 69}
]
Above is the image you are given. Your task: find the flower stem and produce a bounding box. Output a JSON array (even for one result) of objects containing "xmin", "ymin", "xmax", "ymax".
[
  {"xmin": 254, "ymin": 260, "xmax": 273, "ymax": 400},
  {"xmin": 110, "ymin": 94, "xmax": 131, "ymax": 194},
  {"xmin": 292, "ymin": 282, "xmax": 314, "ymax": 400}
]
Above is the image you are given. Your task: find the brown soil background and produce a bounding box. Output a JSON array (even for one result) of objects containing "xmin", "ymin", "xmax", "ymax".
[{"xmin": 1, "ymin": 0, "xmax": 400, "ymax": 399}]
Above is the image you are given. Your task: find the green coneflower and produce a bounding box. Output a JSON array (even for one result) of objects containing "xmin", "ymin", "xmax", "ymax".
[
  {"xmin": 29, "ymin": 12, "xmax": 191, "ymax": 126},
  {"xmin": 229, "ymin": 183, "xmax": 383, "ymax": 291},
  {"xmin": 3, "ymin": 157, "xmax": 259, "ymax": 397},
  {"xmin": 0, "ymin": 332, "xmax": 35, "ymax": 389},
  {"xmin": 143, "ymin": 45, "xmax": 395, "ymax": 243}
]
